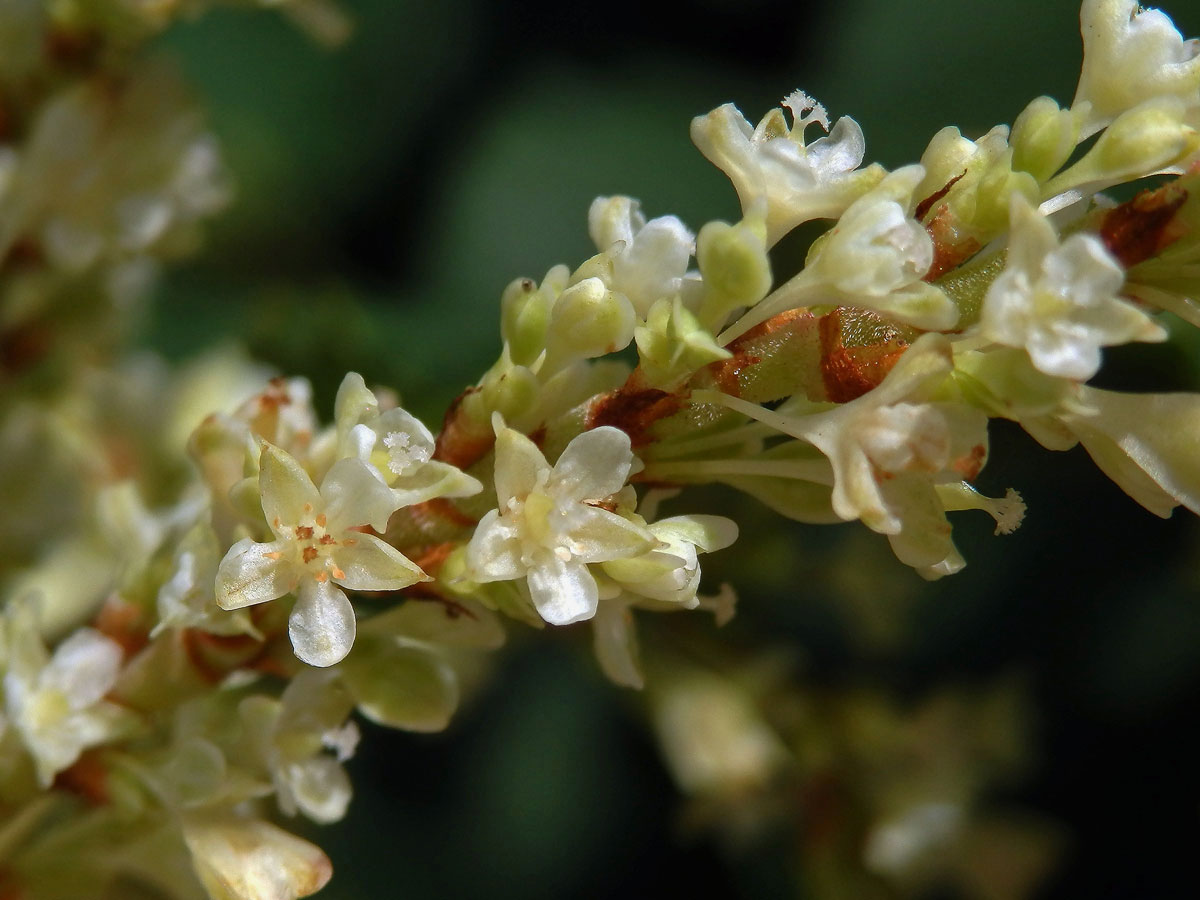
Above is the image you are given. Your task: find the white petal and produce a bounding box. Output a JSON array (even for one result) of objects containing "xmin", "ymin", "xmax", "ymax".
[
  {"xmin": 289, "ymin": 580, "xmax": 356, "ymax": 667},
  {"xmin": 42, "ymin": 628, "xmax": 122, "ymax": 708},
  {"xmin": 592, "ymin": 600, "xmax": 644, "ymax": 689},
  {"xmin": 331, "ymin": 533, "xmax": 426, "ymax": 591},
  {"xmin": 320, "ymin": 458, "xmax": 398, "ymax": 533},
  {"xmin": 551, "ymin": 426, "xmax": 634, "ymax": 500},
  {"xmin": 259, "ymin": 444, "xmax": 321, "ymax": 533},
  {"xmin": 282, "ymin": 757, "xmax": 352, "ymax": 825},
  {"xmin": 651, "ymin": 515, "xmax": 739, "ymax": 553},
  {"xmin": 390, "ymin": 461, "xmax": 482, "ymax": 507},
  {"xmin": 216, "ymin": 539, "xmax": 298, "ymax": 610},
  {"xmin": 527, "ymin": 555, "xmax": 599, "ymax": 625},
  {"xmin": 493, "ymin": 424, "xmax": 549, "ymax": 506},
  {"xmin": 566, "ymin": 505, "xmax": 657, "ymax": 563},
  {"xmin": 333, "ymin": 372, "xmax": 378, "ymax": 435},
  {"xmin": 465, "ymin": 509, "xmax": 525, "ymax": 581}
]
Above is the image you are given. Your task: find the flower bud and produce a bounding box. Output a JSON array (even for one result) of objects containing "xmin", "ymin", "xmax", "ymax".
[
  {"xmin": 696, "ymin": 217, "xmax": 772, "ymax": 330},
  {"xmin": 500, "ymin": 274, "xmax": 553, "ymax": 367},
  {"xmin": 1050, "ymin": 98, "xmax": 1200, "ymax": 193},
  {"xmin": 1095, "ymin": 98, "xmax": 1198, "ymax": 174},
  {"xmin": 1011, "ymin": 96, "xmax": 1079, "ymax": 183},
  {"xmin": 969, "ymin": 150, "xmax": 1040, "ymax": 234},
  {"xmin": 463, "ymin": 354, "xmax": 540, "ymax": 425},
  {"xmin": 543, "ymin": 276, "xmax": 636, "ymax": 370},
  {"xmin": 635, "ymin": 297, "xmax": 731, "ymax": 389}
]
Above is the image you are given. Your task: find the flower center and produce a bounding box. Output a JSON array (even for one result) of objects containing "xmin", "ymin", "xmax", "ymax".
[
  {"xmin": 274, "ymin": 507, "xmax": 348, "ymax": 582},
  {"xmin": 384, "ymin": 430, "xmax": 431, "ymax": 476}
]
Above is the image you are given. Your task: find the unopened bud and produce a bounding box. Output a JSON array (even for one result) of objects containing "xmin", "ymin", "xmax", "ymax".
[
  {"xmin": 500, "ymin": 276, "xmax": 551, "ymax": 367},
  {"xmin": 696, "ymin": 217, "xmax": 772, "ymax": 330},
  {"xmin": 1011, "ymin": 96, "xmax": 1079, "ymax": 183},
  {"xmin": 543, "ymin": 277, "xmax": 636, "ymax": 370}
]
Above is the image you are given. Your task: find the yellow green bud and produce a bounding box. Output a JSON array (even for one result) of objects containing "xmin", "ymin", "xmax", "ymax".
[
  {"xmin": 543, "ymin": 276, "xmax": 636, "ymax": 370},
  {"xmin": 1011, "ymin": 96, "xmax": 1079, "ymax": 183},
  {"xmin": 499, "ymin": 276, "xmax": 552, "ymax": 367},
  {"xmin": 696, "ymin": 217, "xmax": 772, "ymax": 330},
  {"xmin": 1049, "ymin": 98, "xmax": 1200, "ymax": 194},
  {"xmin": 970, "ymin": 150, "xmax": 1040, "ymax": 235},
  {"xmin": 635, "ymin": 297, "xmax": 731, "ymax": 389}
]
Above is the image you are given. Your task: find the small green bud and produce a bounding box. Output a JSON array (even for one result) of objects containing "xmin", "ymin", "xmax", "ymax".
[
  {"xmin": 543, "ymin": 276, "xmax": 636, "ymax": 371},
  {"xmin": 500, "ymin": 276, "xmax": 552, "ymax": 367},
  {"xmin": 1095, "ymin": 99, "xmax": 1198, "ymax": 175},
  {"xmin": 696, "ymin": 217, "xmax": 772, "ymax": 330},
  {"xmin": 1011, "ymin": 96, "xmax": 1078, "ymax": 183},
  {"xmin": 635, "ymin": 297, "xmax": 731, "ymax": 389},
  {"xmin": 1049, "ymin": 98, "xmax": 1200, "ymax": 194},
  {"xmin": 463, "ymin": 354, "xmax": 540, "ymax": 425},
  {"xmin": 970, "ymin": 150, "xmax": 1040, "ymax": 234}
]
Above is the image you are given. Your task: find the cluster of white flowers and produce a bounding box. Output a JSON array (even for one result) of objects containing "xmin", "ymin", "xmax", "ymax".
[{"xmin": 3, "ymin": 1, "xmax": 1200, "ymax": 898}]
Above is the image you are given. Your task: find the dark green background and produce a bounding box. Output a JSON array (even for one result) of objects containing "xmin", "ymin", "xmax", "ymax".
[{"xmin": 143, "ymin": 1, "xmax": 1200, "ymax": 896}]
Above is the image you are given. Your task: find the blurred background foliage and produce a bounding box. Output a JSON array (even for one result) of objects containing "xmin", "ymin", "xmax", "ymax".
[{"xmin": 139, "ymin": 0, "xmax": 1200, "ymax": 896}]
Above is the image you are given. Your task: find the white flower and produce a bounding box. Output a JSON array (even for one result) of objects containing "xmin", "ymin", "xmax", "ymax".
[
  {"xmin": 704, "ymin": 335, "xmax": 988, "ymax": 576},
  {"xmin": 154, "ymin": 520, "xmax": 260, "ymax": 638},
  {"xmin": 239, "ymin": 669, "xmax": 358, "ymax": 825},
  {"xmin": 588, "ymin": 196, "xmax": 694, "ymax": 318},
  {"xmin": 690, "ymin": 90, "xmax": 884, "ymax": 246},
  {"xmin": 592, "ymin": 515, "xmax": 738, "ymax": 689},
  {"xmin": 980, "ymin": 194, "xmax": 1165, "ymax": 381},
  {"xmin": 465, "ymin": 417, "xmax": 656, "ymax": 626},
  {"xmin": 721, "ymin": 167, "xmax": 957, "ymax": 342},
  {"xmin": 333, "ymin": 373, "xmax": 481, "ymax": 507},
  {"xmin": 1074, "ymin": 0, "xmax": 1200, "ymax": 134},
  {"xmin": 216, "ymin": 443, "xmax": 427, "ymax": 667},
  {"xmin": 2, "ymin": 597, "xmax": 132, "ymax": 786}
]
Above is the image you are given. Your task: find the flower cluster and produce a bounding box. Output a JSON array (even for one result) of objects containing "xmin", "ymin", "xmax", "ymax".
[{"xmin": 3, "ymin": 1, "xmax": 1200, "ymax": 898}]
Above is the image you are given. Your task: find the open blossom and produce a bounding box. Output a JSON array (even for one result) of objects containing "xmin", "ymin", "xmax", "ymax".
[
  {"xmin": 239, "ymin": 669, "xmax": 359, "ymax": 825},
  {"xmin": 465, "ymin": 416, "xmax": 656, "ymax": 626},
  {"xmin": 592, "ymin": 515, "xmax": 738, "ymax": 689},
  {"xmin": 706, "ymin": 335, "xmax": 990, "ymax": 576},
  {"xmin": 980, "ymin": 194, "xmax": 1166, "ymax": 381},
  {"xmin": 690, "ymin": 89, "xmax": 885, "ymax": 246},
  {"xmin": 588, "ymin": 196, "xmax": 695, "ymax": 318},
  {"xmin": 332, "ymin": 372, "xmax": 481, "ymax": 507},
  {"xmin": 216, "ymin": 444, "xmax": 426, "ymax": 667},
  {"xmin": 1074, "ymin": 0, "xmax": 1200, "ymax": 132},
  {"xmin": 722, "ymin": 167, "xmax": 957, "ymax": 341},
  {"xmin": 2, "ymin": 597, "xmax": 132, "ymax": 786}
]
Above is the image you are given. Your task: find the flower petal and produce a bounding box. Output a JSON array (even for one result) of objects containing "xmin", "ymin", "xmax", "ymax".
[
  {"xmin": 331, "ymin": 532, "xmax": 426, "ymax": 592},
  {"xmin": 566, "ymin": 506, "xmax": 656, "ymax": 563},
  {"xmin": 526, "ymin": 555, "xmax": 599, "ymax": 625},
  {"xmin": 592, "ymin": 600, "xmax": 644, "ymax": 689},
  {"xmin": 281, "ymin": 757, "xmax": 352, "ymax": 825},
  {"xmin": 340, "ymin": 636, "xmax": 459, "ymax": 733},
  {"xmin": 289, "ymin": 579, "xmax": 356, "ymax": 667},
  {"xmin": 390, "ymin": 461, "xmax": 482, "ymax": 507},
  {"xmin": 333, "ymin": 372, "xmax": 378, "ymax": 436},
  {"xmin": 216, "ymin": 539, "xmax": 298, "ymax": 610},
  {"xmin": 493, "ymin": 422, "xmax": 549, "ymax": 506},
  {"xmin": 320, "ymin": 458, "xmax": 399, "ymax": 533},
  {"xmin": 41, "ymin": 628, "xmax": 122, "ymax": 708},
  {"xmin": 551, "ymin": 426, "xmax": 635, "ymax": 500},
  {"xmin": 259, "ymin": 444, "xmax": 321, "ymax": 534},
  {"xmin": 465, "ymin": 509, "xmax": 525, "ymax": 581}
]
